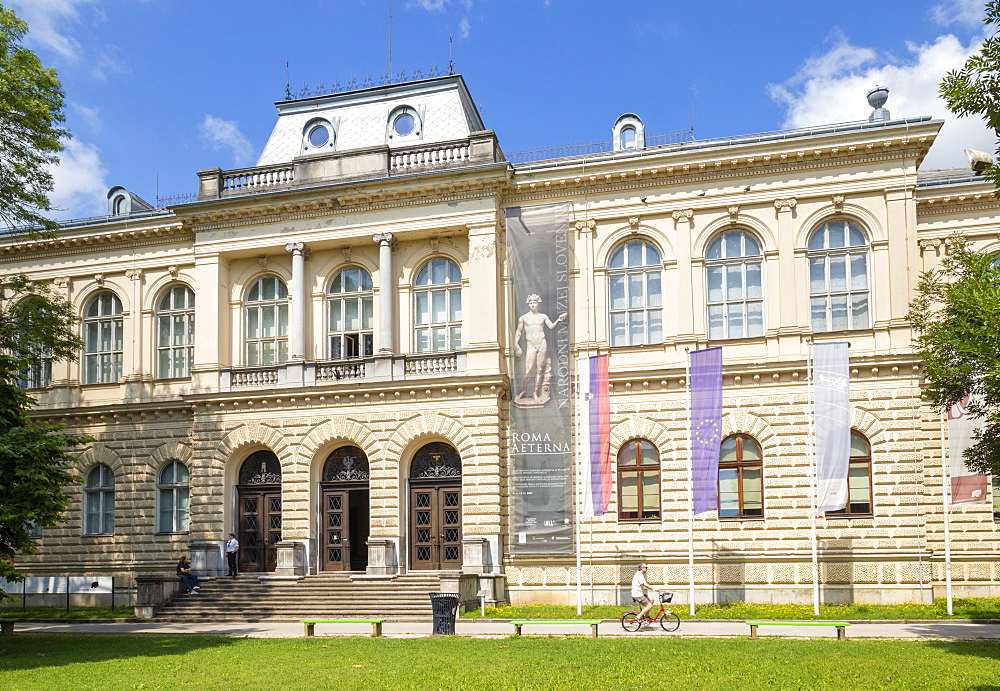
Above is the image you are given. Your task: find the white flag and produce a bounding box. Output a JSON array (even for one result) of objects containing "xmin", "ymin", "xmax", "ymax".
[{"xmin": 814, "ymin": 342, "xmax": 850, "ymax": 512}]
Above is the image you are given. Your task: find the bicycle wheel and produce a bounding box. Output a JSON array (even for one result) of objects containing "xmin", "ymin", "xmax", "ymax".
[
  {"xmin": 659, "ymin": 611, "xmax": 681, "ymax": 632},
  {"xmin": 621, "ymin": 612, "xmax": 642, "ymax": 632}
]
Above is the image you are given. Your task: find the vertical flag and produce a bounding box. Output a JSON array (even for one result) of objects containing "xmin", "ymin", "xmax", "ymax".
[
  {"xmin": 579, "ymin": 354, "xmax": 611, "ymax": 516},
  {"xmin": 948, "ymin": 395, "xmax": 989, "ymax": 505},
  {"xmin": 690, "ymin": 347, "xmax": 723, "ymax": 514},
  {"xmin": 813, "ymin": 341, "xmax": 851, "ymax": 512}
]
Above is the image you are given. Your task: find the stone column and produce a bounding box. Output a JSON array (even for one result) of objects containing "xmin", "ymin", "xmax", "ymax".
[
  {"xmin": 285, "ymin": 242, "xmax": 309, "ymax": 361},
  {"xmin": 373, "ymin": 233, "xmax": 396, "ymax": 353},
  {"xmin": 191, "ymin": 253, "xmax": 230, "ymax": 392}
]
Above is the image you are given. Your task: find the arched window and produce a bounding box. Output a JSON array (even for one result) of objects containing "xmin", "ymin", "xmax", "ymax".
[
  {"xmin": 620, "ymin": 126, "xmax": 637, "ymax": 150},
  {"xmin": 413, "ymin": 259, "xmax": 462, "ymax": 353},
  {"xmin": 808, "ymin": 220, "xmax": 870, "ymax": 332},
  {"xmin": 617, "ymin": 440, "xmax": 660, "ymax": 521},
  {"xmin": 706, "ymin": 230, "xmax": 763, "ymax": 339},
  {"xmin": 84, "ymin": 464, "xmax": 115, "ymax": 534},
  {"xmin": 157, "ymin": 461, "xmax": 190, "ymax": 533},
  {"xmin": 83, "ymin": 292, "xmax": 123, "ymax": 384},
  {"xmin": 826, "ymin": 430, "xmax": 873, "ymax": 517},
  {"xmin": 608, "ymin": 239, "xmax": 662, "ymax": 347},
  {"xmin": 328, "ymin": 268, "xmax": 374, "ymax": 359},
  {"xmin": 719, "ymin": 434, "xmax": 763, "ymax": 518},
  {"xmin": 157, "ymin": 285, "xmax": 195, "ymax": 378},
  {"xmin": 245, "ymin": 276, "xmax": 288, "ymax": 366}
]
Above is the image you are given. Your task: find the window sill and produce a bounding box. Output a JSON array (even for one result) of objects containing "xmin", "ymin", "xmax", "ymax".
[
  {"xmin": 155, "ymin": 531, "xmax": 191, "ymax": 536},
  {"xmin": 617, "ymin": 518, "xmax": 661, "ymax": 523},
  {"xmin": 810, "ymin": 327, "xmax": 875, "ymax": 338},
  {"xmin": 82, "ymin": 533, "xmax": 115, "ymax": 537},
  {"xmin": 153, "ymin": 376, "xmax": 192, "ymax": 383},
  {"xmin": 718, "ymin": 516, "xmax": 765, "ymax": 522},
  {"xmin": 825, "ymin": 514, "xmax": 874, "ymax": 520}
]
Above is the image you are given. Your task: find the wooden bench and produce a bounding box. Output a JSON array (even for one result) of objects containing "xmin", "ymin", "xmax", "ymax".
[
  {"xmin": 301, "ymin": 619, "xmax": 386, "ymax": 638},
  {"xmin": 745, "ymin": 620, "xmax": 851, "ymax": 641},
  {"xmin": 0, "ymin": 620, "xmax": 17, "ymax": 636},
  {"xmin": 510, "ymin": 620, "xmax": 603, "ymax": 638}
]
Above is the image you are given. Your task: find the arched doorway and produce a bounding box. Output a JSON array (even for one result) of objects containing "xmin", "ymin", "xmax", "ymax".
[
  {"xmin": 236, "ymin": 451, "xmax": 282, "ymax": 573},
  {"xmin": 409, "ymin": 442, "xmax": 462, "ymax": 570},
  {"xmin": 320, "ymin": 446, "xmax": 370, "ymax": 572}
]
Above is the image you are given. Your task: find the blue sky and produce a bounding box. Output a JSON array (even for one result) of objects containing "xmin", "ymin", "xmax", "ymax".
[{"xmin": 9, "ymin": 0, "xmax": 996, "ymax": 220}]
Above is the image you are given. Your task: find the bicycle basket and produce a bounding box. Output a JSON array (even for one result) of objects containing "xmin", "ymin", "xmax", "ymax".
[{"xmin": 660, "ymin": 591, "xmax": 674, "ymax": 604}]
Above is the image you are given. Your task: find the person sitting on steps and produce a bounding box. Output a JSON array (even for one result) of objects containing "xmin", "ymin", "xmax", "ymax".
[{"xmin": 177, "ymin": 555, "xmax": 200, "ymax": 594}]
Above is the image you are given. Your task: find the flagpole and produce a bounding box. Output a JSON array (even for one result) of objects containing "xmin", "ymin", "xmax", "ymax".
[
  {"xmin": 685, "ymin": 348, "xmax": 696, "ymax": 616},
  {"xmin": 807, "ymin": 339, "xmax": 820, "ymax": 616},
  {"xmin": 940, "ymin": 410, "xmax": 953, "ymax": 615},
  {"xmin": 574, "ymin": 356, "xmax": 583, "ymax": 616}
]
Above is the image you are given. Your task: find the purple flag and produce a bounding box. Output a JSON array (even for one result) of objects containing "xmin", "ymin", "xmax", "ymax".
[{"xmin": 691, "ymin": 347, "xmax": 723, "ymax": 514}]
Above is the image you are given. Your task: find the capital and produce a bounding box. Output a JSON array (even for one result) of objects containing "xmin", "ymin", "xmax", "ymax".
[
  {"xmin": 373, "ymin": 232, "xmax": 396, "ymax": 247},
  {"xmin": 285, "ymin": 242, "xmax": 310, "ymax": 257},
  {"xmin": 774, "ymin": 198, "xmax": 797, "ymax": 213}
]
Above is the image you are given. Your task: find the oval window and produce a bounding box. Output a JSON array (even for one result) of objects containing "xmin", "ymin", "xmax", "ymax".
[
  {"xmin": 393, "ymin": 113, "xmax": 415, "ymax": 136},
  {"xmin": 308, "ymin": 125, "xmax": 330, "ymax": 148}
]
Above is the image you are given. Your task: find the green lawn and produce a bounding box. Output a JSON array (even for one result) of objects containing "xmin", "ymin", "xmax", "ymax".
[
  {"xmin": 464, "ymin": 598, "xmax": 1000, "ymax": 621},
  {"xmin": 1, "ymin": 635, "xmax": 998, "ymax": 689},
  {"xmin": 0, "ymin": 607, "xmax": 127, "ymax": 620}
]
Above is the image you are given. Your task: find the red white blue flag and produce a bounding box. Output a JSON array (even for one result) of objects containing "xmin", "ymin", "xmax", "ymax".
[{"xmin": 579, "ymin": 354, "xmax": 611, "ymax": 517}]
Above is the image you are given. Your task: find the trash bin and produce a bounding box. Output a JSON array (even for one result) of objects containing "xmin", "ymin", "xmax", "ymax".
[{"xmin": 429, "ymin": 592, "xmax": 461, "ymax": 635}]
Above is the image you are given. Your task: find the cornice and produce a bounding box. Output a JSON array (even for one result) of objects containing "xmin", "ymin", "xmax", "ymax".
[
  {"xmin": 507, "ymin": 138, "xmax": 932, "ymax": 204},
  {"xmin": 179, "ymin": 166, "xmax": 511, "ymax": 233},
  {"xmin": 0, "ymin": 222, "xmax": 189, "ymax": 262},
  {"xmin": 915, "ymin": 191, "xmax": 1000, "ymax": 216}
]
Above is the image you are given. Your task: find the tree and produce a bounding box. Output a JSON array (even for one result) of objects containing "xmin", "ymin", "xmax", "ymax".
[
  {"xmin": 909, "ymin": 236, "xmax": 1000, "ymax": 475},
  {"xmin": 0, "ymin": 6, "xmax": 87, "ymax": 597},
  {"xmin": 0, "ymin": 276, "xmax": 91, "ymax": 595},
  {"xmin": 0, "ymin": 4, "xmax": 68, "ymax": 233}
]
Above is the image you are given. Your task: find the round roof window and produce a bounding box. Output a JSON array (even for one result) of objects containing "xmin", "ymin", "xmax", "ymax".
[
  {"xmin": 308, "ymin": 124, "xmax": 330, "ymax": 148},
  {"xmin": 393, "ymin": 113, "xmax": 415, "ymax": 137}
]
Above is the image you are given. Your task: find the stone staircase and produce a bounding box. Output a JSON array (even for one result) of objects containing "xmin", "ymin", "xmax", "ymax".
[{"xmin": 153, "ymin": 572, "xmax": 448, "ymax": 622}]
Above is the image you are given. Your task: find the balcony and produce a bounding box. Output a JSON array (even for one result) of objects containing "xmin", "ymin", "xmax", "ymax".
[
  {"xmin": 219, "ymin": 352, "xmax": 465, "ymax": 391},
  {"xmin": 197, "ymin": 132, "xmax": 504, "ymax": 201}
]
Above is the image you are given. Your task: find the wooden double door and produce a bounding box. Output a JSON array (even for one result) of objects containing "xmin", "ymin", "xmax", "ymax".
[
  {"xmin": 237, "ymin": 488, "xmax": 281, "ymax": 573},
  {"xmin": 409, "ymin": 479, "xmax": 462, "ymax": 570},
  {"xmin": 321, "ymin": 484, "xmax": 370, "ymax": 572}
]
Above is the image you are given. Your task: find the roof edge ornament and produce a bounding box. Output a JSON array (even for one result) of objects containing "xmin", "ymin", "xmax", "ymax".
[{"xmin": 867, "ymin": 85, "xmax": 890, "ymax": 123}]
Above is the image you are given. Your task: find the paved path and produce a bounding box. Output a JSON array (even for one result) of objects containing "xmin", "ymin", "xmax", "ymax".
[{"xmin": 9, "ymin": 619, "xmax": 1000, "ymax": 640}]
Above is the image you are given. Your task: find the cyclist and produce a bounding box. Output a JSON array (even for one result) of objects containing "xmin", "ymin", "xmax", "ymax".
[{"xmin": 630, "ymin": 563, "xmax": 658, "ymax": 624}]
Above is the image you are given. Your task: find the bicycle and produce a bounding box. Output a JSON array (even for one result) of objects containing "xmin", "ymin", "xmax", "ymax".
[{"xmin": 621, "ymin": 591, "xmax": 681, "ymax": 632}]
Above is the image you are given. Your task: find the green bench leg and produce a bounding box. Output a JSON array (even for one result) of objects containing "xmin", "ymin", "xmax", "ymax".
[
  {"xmin": 372, "ymin": 622, "xmax": 383, "ymax": 638},
  {"xmin": 514, "ymin": 624, "xmax": 522, "ymax": 636},
  {"xmin": 1, "ymin": 622, "xmax": 14, "ymax": 636},
  {"xmin": 750, "ymin": 624, "xmax": 758, "ymax": 640},
  {"xmin": 837, "ymin": 626, "xmax": 845, "ymax": 641},
  {"xmin": 304, "ymin": 623, "xmax": 315, "ymax": 637},
  {"xmin": 590, "ymin": 623, "xmax": 599, "ymax": 638}
]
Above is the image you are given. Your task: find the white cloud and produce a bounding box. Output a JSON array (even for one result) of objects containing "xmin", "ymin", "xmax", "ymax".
[
  {"xmin": 930, "ymin": 0, "xmax": 984, "ymax": 27},
  {"xmin": 199, "ymin": 114, "xmax": 255, "ymax": 168},
  {"xmin": 458, "ymin": 17, "xmax": 471, "ymax": 39},
  {"xmin": 411, "ymin": 0, "xmax": 448, "ymax": 10},
  {"xmin": 7, "ymin": 0, "xmax": 94, "ymax": 61},
  {"xmin": 768, "ymin": 32, "xmax": 995, "ymax": 169},
  {"xmin": 71, "ymin": 104, "xmax": 101, "ymax": 133},
  {"xmin": 46, "ymin": 138, "xmax": 109, "ymax": 220}
]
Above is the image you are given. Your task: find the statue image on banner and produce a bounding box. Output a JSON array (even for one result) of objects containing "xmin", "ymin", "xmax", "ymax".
[{"xmin": 512, "ymin": 294, "xmax": 567, "ymax": 408}]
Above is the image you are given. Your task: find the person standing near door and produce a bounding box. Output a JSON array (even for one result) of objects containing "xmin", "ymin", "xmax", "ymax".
[{"xmin": 225, "ymin": 533, "xmax": 240, "ymax": 578}]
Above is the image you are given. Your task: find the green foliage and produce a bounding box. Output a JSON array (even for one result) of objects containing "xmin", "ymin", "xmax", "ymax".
[
  {"xmin": 0, "ymin": 4, "xmax": 68, "ymax": 233},
  {"xmin": 0, "ymin": 606, "xmax": 124, "ymax": 620},
  {"xmin": 909, "ymin": 235, "xmax": 1000, "ymax": 474},
  {"xmin": 940, "ymin": 1, "xmax": 1000, "ymax": 190},
  {"xmin": 2, "ymin": 636, "xmax": 1000, "ymax": 689},
  {"xmin": 0, "ymin": 275, "xmax": 89, "ymax": 597}
]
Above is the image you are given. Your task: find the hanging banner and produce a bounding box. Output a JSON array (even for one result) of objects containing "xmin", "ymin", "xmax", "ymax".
[
  {"xmin": 505, "ymin": 202, "xmax": 574, "ymax": 553},
  {"xmin": 948, "ymin": 395, "xmax": 989, "ymax": 505},
  {"xmin": 579, "ymin": 353, "xmax": 611, "ymax": 517},
  {"xmin": 814, "ymin": 341, "xmax": 851, "ymax": 512},
  {"xmin": 690, "ymin": 347, "xmax": 723, "ymax": 514}
]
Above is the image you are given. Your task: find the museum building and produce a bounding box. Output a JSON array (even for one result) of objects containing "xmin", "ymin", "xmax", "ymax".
[{"xmin": 6, "ymin": 74, "xmax": 1000, "ymax": 608}]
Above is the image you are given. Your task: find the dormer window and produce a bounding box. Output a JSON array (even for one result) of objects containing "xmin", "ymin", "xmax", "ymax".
[
  {"xmin": 388, "ymin": 106, "xmax": 421, "ymax": 142},
  {"xmin": 620, "ymin": 126, "xmax": 637, "ymax": 150},
  {"xmin": 612, "ymin": 114, "xmax": 645, "ymax": 152},
  {"xmin": 303, "ymin": 119, "xmax": 335, "ymax": 152}
]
